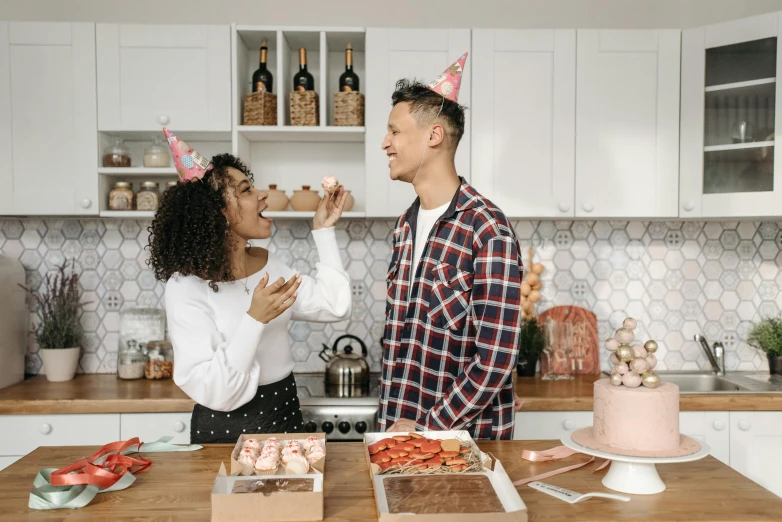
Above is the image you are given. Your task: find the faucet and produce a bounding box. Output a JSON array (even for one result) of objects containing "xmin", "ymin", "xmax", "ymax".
[{"xmin": 694, "ymin": 335, "xmax": 725, "ymax": 376}]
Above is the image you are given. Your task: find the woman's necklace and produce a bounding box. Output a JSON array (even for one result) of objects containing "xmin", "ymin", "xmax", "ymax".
[{"xmin": 239, "ymin": 248, "xmax": 250, "ymax": 295}]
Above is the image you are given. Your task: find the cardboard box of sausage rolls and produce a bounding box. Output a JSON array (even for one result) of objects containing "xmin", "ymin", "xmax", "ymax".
[
  {"xmin": 211, "ymin": 433, "xmax": 326, "ymax": 522},
  {"xmin": 363, "ymin": 430, "xmax": 528, "ymax": 522}
]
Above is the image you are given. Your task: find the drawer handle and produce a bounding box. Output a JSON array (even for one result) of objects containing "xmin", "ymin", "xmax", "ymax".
[
  {"xmin": 581, "ymin": 202, "xmax": 593, "ymax": 213},
  {"xmin": 563, "ymin": 420, "xmax": 575, "ymax": 430},
  {"xmin": 558, "ymin": 202, "xmax": 570, "ymax": 213},
  {"xmin": 712, "ymin": 420, "xmax": 725, "ymax": 431},
  {"xmin": 158, "ymin": 115, "xmax": 170, "ymax": 125},
  {"xmin": 738, "ymin": 419, "xmax": 751, "ymax": 431},
  {"xmin": 174, "ymin": 421, "xmax": 186, "ymax": 433},
  {"xmin": 39, "ymin": 423, "xmax": 52, "ymax": 435},
  {"xmin": 682, "ymin": 201, "xmax": 694, "ymax": 212},
  {"xmin": 80, "ymin": 198, "xmax": 92, "ymax": 209}
]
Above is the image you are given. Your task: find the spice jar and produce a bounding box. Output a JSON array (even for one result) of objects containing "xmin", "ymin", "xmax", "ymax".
[
  {"xmin": 143, "ymin": 137, "xmax": 170, "ymax": 168},
  {"xmin": 136, "ymin": 181, "xmax": 160, "ymax": 211},
  {"xmin": 109, "ymin": 181, "xmax": 134, "ymax": 210},
  {"xmin": 103, "ymin": 137, "xmax": 132, "ymax": 167},
  {"xmin": 117, "ymin": 340, "xmax": 147, "ymax": 380},
  {"xmin": 145, "ymin": 340, "xmax": 174, "ymax": 380}
]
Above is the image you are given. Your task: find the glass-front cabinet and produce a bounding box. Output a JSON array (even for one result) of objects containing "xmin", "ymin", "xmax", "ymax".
[{"xmin": 680, "ymin": 12, "xmax": 782, "ymax": 218}]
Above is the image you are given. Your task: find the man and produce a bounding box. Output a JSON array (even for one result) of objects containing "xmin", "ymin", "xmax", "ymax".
[{"xmin": 380, "ymin": 53, "xmax": 524, "ymax": 440}]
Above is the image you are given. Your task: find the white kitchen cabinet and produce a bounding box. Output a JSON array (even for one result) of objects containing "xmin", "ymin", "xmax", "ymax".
[
  {"xmin": 679, "ymin": 411, "xmax": 730, "ymax": 465},
  {"xmin": 575, "ymin": 30, "xmax": 681, "ymax": 218},
  {"xmin": 0, "ymin": 22, "xmax": 98, "ymax": 215},
  {"xmin": 96, "ymin": 24, "xmax": 231, "ymax": 132},
  {"xmin": 365, "ymin": 28, "xmax": 471, "ymax": 218},
  {"xmin": 680, "ymin": 12, "xmax": 782, "ymax": 218},
  {"xmin": 730, "ymin": 411, "xmax": 782, "ymax": 498},
  {"xmin": 513, "ymin": 411, "xmax": 592, "ymax": 440},
  {"xmin": 120, "ymin": 413, "xmax": 191, "ymax": 444},
  {"xmin": 471, "ymin": 30, "xmax": 576, "ymax": 218},
  {"xmin": 0, "ymin": 414, "xmax": 119, "ymax": 456}
]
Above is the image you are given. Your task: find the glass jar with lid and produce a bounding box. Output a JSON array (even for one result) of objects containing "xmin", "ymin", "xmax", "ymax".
[
  {"xmin": 166, "ymin": 181, "xmax": 178, "ymax": 189},
  {"xmin": 103, "ymin": 137, "xmax": 132, "ymax": 167},
  {"xmin": 143, "ymin": 137, "xmax": 170, "ymax": 168},
  {"xmin": 117, "ymin": 340, "xmax": 147, "ymax": 380},
  {"xmin": 145, "ymin": 340, "xmax": 174, "ymax": 380},
  {"xmin": 136, "ymin": 181, "xmax": 160, "ymax": 211},
  {"xmin": 109, "ymin": 181, "xmax": 134, "ymax": 210}
]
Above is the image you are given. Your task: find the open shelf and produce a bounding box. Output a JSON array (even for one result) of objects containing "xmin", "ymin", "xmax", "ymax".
[
  {"xmin": 265, "ymin": 211, "xmax": 365, "ymax": 219},
  {"xmin": 237, "ymin": 125, "xmax": 365, "ymax": 142},
  {"xmin": 98, "ymin": 167, "xmax": 177, "ymax": 176},
  {"xmin": 704, "ymin": 141, "xmax": 775, "ymax": 152},
  {"xmin": 705, "ymin": 77, "xmax": 776, "ymax": 93},
  {"xmin": 100, "ymin": 211, "xmax": 155, "ymax": 219},
  {"xmin": 99, "ymin": 130, "xmax": 231, "ymax": 142}
]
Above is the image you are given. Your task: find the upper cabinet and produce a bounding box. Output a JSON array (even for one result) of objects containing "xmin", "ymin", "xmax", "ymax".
[
  {"xmin": 680, "ymin": 13, "xmax": 782, "ymax": 218},
  {"xmin": 0, "ymin": 22, "xmax": 98, "ymax": 215},
  {"xmin": 472, "ymin": 29, "xmax": 576, "ymax": 218},
  {"xmin": 96, "ymin": 24, "xmax": 231, "ymax": 132},
  {"xmin": 575, "ymin": 30, "xmax": 681, "ymax": 218},
  {"xmin": 364, "ymin": 28, "xmax": 471, "ymax": 218}
]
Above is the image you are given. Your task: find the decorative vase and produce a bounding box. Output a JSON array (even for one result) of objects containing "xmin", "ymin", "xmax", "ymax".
[
  {"xmin": 343, "ymin": 190, "xmax": 355, "ymax": 212},
  {"xmin": 40, "ymin": 347, "xmax": 80, "ymax": 382},
  {"xmin": 289, "ymin": 185, "xmax": 320, "ymax": 211},
  {"xmin": 516, "ymin": 355, "xmax": 538, "ymax": 377},
  {"xmin": 265, "ymin": 184, "xmax": 289, "ymax": 211},
  {"xmin": 768, "ymin": 354, "xmax": 782, "ymax": 375}
]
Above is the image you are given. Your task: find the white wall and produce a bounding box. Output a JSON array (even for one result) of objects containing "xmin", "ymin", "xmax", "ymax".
[{"xmin": 3, "ymin": 0, "xmax": 782, "ymax": 29}]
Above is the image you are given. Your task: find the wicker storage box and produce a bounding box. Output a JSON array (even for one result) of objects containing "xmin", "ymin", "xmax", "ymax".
[
  {"xmin": 290, "ymin": 90, "xmax": 319, "ymax": 126},
  {"xmin": 334, "ymin": 92, "xmax": 365, "ymax": 126},
  {"xmin": 243, "ymin": 91, "xmax": 277, "ymax": 126}
]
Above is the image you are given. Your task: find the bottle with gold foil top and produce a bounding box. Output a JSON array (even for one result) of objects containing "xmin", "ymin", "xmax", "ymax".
[
  {"xmin": 339, "ymin": 43, "xmax": 359, "ymax": 92},
  {"xmin": 252, "ymin": 38, "xmax": 273, "ymax": 93},
  {"xmin": 293, "ymin": 48, "xmax": 315, "ymax": 91}
]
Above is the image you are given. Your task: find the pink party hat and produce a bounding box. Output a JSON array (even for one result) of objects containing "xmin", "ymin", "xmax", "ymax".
[
  {"xmin": 163, "ymin": 128, "xmax": 212, "ymax": 182},
  {"xmin": 427, "ymin": 52, "xmax": 468, "ymax": 103}
]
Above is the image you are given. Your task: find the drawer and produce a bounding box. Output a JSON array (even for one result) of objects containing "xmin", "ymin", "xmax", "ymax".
[
  {"xmin": 120, "ymin": 413, "xmax": 192, "ymax": 444},
  {"xmin": 513, "ymin": 411, "xmax": 593, "ymax": 441},
  {"xmin": 0, "ymin": 455, "xmax": 23, "ymax": 472},
  {"xmin": 0, "ymin": 414, "xmax": 120, "ymax": 455}
]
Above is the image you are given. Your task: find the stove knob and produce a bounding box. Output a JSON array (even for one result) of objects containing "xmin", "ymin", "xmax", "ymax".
[
  {"xmin": 321, "ymin": 421, "xmax": 334, "ymax": 434},
  {"xmin": 355, "ymin": 421, "xmax": 368, "ymax": 434},
  {"xmin": 304, "ymin": 421, "xmax": 318, "ymax": 433},
  {"xmin": 338, "ymin": 421, "xmax": 351, "ymax": 434}
]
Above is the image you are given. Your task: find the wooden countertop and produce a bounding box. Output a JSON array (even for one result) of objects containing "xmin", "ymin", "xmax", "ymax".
[
  {"xmin": 1, "ymin": 440, "xmax": 780, "ymax": 521},
  {"xmin": 512, "ymin": 374, "xmax": 782, "ymax": 411},
  {"xmin": 0, "ymin": 374, "xmax": 780, "ymax": 415}
]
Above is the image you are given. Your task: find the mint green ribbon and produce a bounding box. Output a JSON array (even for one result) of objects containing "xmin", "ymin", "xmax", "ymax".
[{"xmin": 29, "ymin": 437, "xmax": 202, "ymax": 510}]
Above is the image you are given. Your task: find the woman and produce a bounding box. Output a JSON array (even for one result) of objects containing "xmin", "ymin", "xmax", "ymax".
[{"xmin": 148, "ymin": 129, "xmax": 351, "ymax": 443}]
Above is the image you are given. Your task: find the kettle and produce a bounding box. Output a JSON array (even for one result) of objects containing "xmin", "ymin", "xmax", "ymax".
[{"xmin": 319, "ymin": 334, "xmax": 370, "ymax": 386}]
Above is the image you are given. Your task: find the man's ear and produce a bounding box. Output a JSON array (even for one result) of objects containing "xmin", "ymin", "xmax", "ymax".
[{"xmin": 428, "ymin": 123, "xmax": 445, "ymax": 146}]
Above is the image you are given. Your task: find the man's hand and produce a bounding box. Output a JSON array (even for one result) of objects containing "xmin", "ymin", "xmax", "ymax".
[
  {"xmin": 513, "ymin": 393, "xmax": 524, "ymax": 412},
  {"xmin": 387, "ymin": 418, "xmax": 417, "ymax": 433}
]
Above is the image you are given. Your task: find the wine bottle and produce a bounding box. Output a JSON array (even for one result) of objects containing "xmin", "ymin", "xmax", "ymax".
[
  {"xmin": 293, "ymin": 48, "xmax": 315, "ymax": 91},
  {"xmin": 252, "ymin": 38, "xmax": 273, "ymax": 93},
  {"xmin": 338, "ymin": 43, "xmax": 359, "ymax": 92}
]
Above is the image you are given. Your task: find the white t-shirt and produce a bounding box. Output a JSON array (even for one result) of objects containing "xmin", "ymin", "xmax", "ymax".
[
  {"xmin": 412, "ymin": 201, "xmax": 450, "ymax": 281},
  {"xmin": 164, "ymin": 227, "xmax": 352, "ymax": 412}
]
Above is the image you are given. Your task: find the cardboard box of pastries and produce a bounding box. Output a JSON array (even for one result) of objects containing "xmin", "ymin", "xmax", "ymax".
[
  {"xmin": 211, "ymin": 433, "xmax": 326, "ymax": 522},
  {"xmin": 363, "ymin": 431, "xmax": 527, "ymax": 521}
]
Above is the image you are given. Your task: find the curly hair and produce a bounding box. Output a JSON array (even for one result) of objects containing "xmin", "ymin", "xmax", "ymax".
[
  {"xmin": 147, "ymin": 153, "xmax": 254, "ymax": 292},
  {"xmin": 391, "ymin": 78, "xmax": 467, "ymax": 151}
]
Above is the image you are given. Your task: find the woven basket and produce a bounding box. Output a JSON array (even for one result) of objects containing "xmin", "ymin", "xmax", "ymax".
[
  {"xmin": 290, "ymin": 91, "xmax": 319, "ymax": 126},
  {"xmin": 243, "ymin": 91, "xmax": 277, "ymax": 126},
  {"xmin": 334, "ymin": 92, "xmax": 364, "ymax": 126}
]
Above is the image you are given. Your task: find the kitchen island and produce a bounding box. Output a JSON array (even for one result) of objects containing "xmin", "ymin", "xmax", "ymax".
[{"xmin": 0, "ymin": 440, "xmax": 780, "ymax": 521}]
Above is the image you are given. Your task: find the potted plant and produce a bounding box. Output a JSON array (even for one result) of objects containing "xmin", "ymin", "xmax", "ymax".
[
  {"xmin": 747, "ymin": 316, "xmax": 782, "ymax": 375},
  {"xmin": 21, "ymin": 260, "xmax": 85, "ymax": 382},
  {"xmin": 517, "ymin": 316, "xmax": 545, "ymax": 377}
]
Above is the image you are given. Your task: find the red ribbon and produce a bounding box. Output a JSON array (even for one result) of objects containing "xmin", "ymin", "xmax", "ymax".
[
  {"xmin": 513, "ymin": 446, "xmax": 610, "ymax": 486},
  {"xmin": 49, "ymin": 438, "xmax": 152, "ymax": 489}
]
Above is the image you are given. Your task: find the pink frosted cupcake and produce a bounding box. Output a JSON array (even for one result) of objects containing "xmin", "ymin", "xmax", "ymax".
[
  {"xmin": 282, "ymin": 448, "xmax": 301, "ymax": 465},
  {"xmin": 264, "ymin": 437, "xmax": 281, "ymax": 451},
  {"xmin": 237, "ymin": 448, "xmax": 257, "ymax": 467},
  {"xmin": 321, "ymin": 175, "xmax": 339, "ymax": 194},
  {"xmin": 242, "ymin": 438, "xmax": 263, "ymax": 454},
  {"xmin": 254, "ymin": 453, "xmax": 279, "ymax": 474},
  {"xmin": 307, "ymin": 449, "xmax": 325, "ymax": 465},
  {"xmin": 303, "ymin": 436, "xmax": 322, "ymax": 453},
  {"xmin": 284, "ymin": 454, "xmax": 310, "ymax": 475}
]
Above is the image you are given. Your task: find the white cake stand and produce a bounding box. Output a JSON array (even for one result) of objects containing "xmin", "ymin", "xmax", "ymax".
[{"xmin": 561, "ymin": 432, "xmax": 710, "ymax": 495}]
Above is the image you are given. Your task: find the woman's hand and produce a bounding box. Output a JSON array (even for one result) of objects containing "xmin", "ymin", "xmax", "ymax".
[
  {"xmin": 313, "ymin": 186, "xmax": 348, "ymax": 230},
  {"xmin": 248, "ymin": 273, "xmax": 303, "ymax": 324}
]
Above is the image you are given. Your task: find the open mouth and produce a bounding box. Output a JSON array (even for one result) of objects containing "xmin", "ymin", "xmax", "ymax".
[
  {"xmin": 258, "ymin": 206, "xmax": 269, "ymax": 220},
  {"xmin": 388, "ymin": 153, "xmax": 397, "ymax": 164}
]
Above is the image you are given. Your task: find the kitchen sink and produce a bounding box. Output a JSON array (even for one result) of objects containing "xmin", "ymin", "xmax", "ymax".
[{"xmin": 658, "ymin": 374, "xmax": 749, "ymax": 393}]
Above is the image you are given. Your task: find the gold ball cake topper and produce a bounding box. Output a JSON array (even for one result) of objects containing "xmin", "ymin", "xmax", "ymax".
[{"xmin": 606, "ymin": 317, "xmax": 660, "ymax": 389}]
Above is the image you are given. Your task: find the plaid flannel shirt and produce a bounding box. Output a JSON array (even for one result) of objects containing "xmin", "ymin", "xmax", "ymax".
[{"xmin": 380, "ymin": 178, "xmax": 523, "ymax": 440}]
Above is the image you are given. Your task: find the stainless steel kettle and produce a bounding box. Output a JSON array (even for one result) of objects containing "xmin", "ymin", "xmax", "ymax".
[{"xmin": 319, "ymin": 334, "xmax": 369, "ymax": 386}]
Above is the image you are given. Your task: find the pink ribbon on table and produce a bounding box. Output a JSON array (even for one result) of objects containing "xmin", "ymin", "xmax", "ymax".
[{"xmin": 513, "ymin": 446, "xmax": 610, "ymax": 486}]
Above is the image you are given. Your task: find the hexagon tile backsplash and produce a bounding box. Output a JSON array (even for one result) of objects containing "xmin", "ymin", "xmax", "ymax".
[{"xmin": 1, "ymin": 218, "xmax": 779, "ymax": 376}]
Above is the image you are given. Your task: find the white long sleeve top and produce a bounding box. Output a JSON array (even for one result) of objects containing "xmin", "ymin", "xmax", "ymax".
[{"xmin": 164, "ymin": 227, "xmax": 351, "ymax": 411}]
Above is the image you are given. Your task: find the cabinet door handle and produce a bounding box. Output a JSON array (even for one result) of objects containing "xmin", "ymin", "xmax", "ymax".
[
  {"xmin": 581, "ymin": 202, "xmax": 593, "ymax": 213},
  {"xmin": 158, "ymin": 115, "xmax": 170, "ymax": 125},
  {"xmin": 80, "ymin": 198, "xmax": 92, "ymax": 209},
  {"xmin": 39, "ymin": 423, "xmax": 52, "ymax": 435},
  {"xmin": 173, "ymin": 421, "xmax": 186, "ymax": 433},
  {"xmin": 682, "ymin": 201, "xmax": 694, "ymax": 211},
  {"xmin": 563, "ymin": 420, "xmax": 575, "ymax": 430},
  {"xmin": 558, "ymin": 202, "xmax": 570, "ymax": 213},
  {"xmin": 712, "ymin": 420, "xmax": 725, "ymax": 431},
  {"xmin": 738, "ymin": 419, "xmax": 751, "ymax": 431}
]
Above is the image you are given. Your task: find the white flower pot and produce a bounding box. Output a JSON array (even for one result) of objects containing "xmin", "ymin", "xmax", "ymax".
[{"xmin": 40, "ymin": 347, "xmax": 80, "ymax": 382}]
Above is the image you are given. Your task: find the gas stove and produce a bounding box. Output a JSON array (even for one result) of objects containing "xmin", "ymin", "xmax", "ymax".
[{"xmin": 294, "ymin": 373, "xmax": 380, "ymax": 442}]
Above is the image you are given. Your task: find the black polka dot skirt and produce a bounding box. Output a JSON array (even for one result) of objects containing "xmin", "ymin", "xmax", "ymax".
[{"xmin": 190, "ymin": 372, "xmax": 304, "ymax": 444}]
